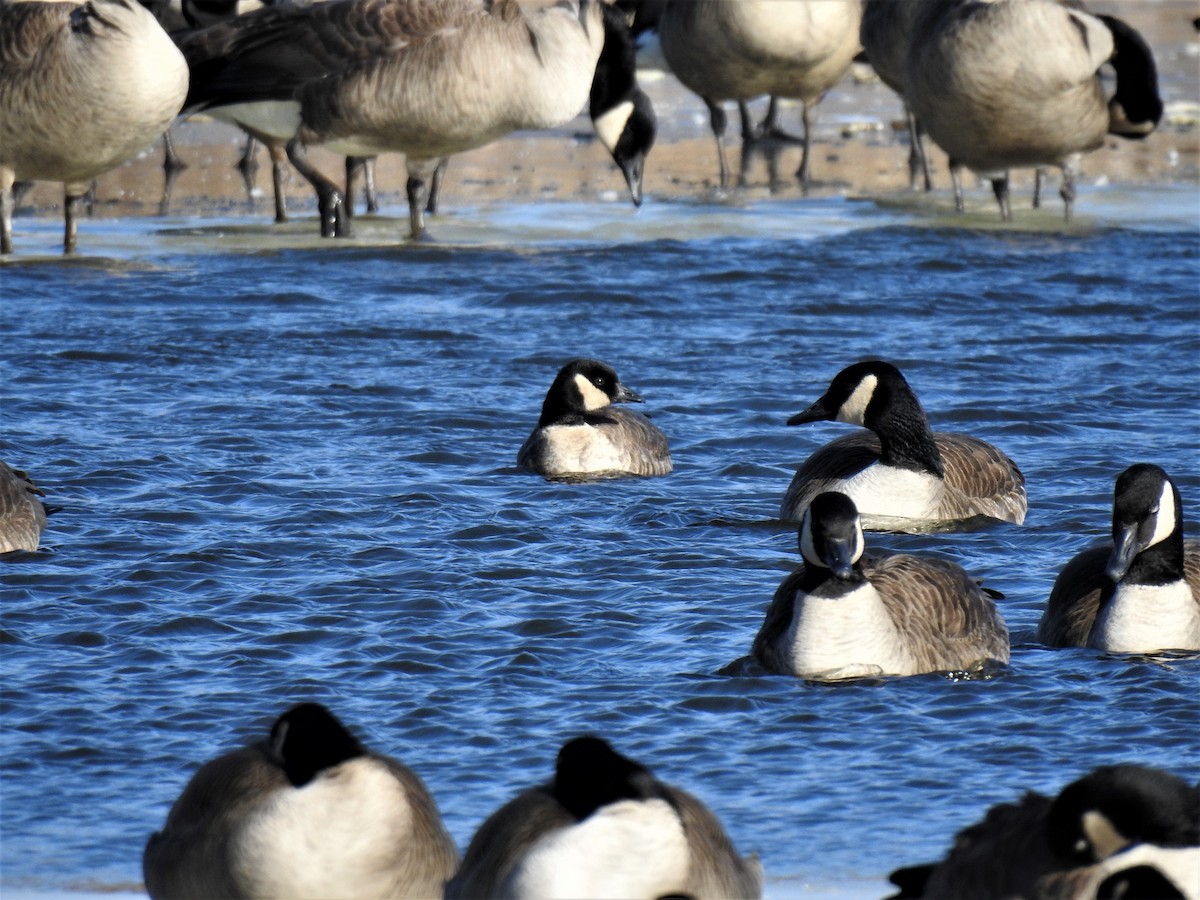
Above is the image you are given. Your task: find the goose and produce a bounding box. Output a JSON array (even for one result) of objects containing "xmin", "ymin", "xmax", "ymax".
[
  {"xmin": 904, "ymin": 0, "xmax": 1163, "ymax": 221},
  {"xmin": 0, "ymin": 461, "xmax": 53, "ymax": 553},
  {"xmin": 179, "ymin": 0, "xmax": 655, "ymax": 240},
  {"xmin": 888, "ymin": 764, "xmax": 1200, "ymax": 900},
  {"xmin": 657, "ymin": 0, "xmax": 863, "ymax": 189},
  {"xmin": 445, "ymin": 735, "xmax": 763, "ymax": 899},
  {"xmin": 753, "ymin": 491, "xmax": 1010, "ymax": 680},
  {"xmin": 143, "ymin": 702, "xmax": 458, "ymax": 899},
  {"xmin": 780, "ymin": 360, "xmax": 1027, "ymax": 532},
  {"xmin": 1038, "ymin": 464, "xmax": 1200, "ymax": 654},
  {"xmin": 517, "ymin": 358, "xmax": 672, "ymax": 479},
  {"xmin": 0, "ymin": 0, "xmax": 189, "ymax": 254}
]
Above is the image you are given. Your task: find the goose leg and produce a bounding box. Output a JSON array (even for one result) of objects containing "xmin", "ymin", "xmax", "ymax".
[
  {"xmin": 704, "ymin": 97, "xmax": 730, "ymax": 190},
  {"xmin": 362, "ymin": 156, "xmax": 378, "ymax": 214},
  {"xmin": 1, "ymin": 167, "xmax": 13, "ymax": 255},
  {"xmin": 63, "ymin": 183, "xmax": 87, "ymax": 254},
  {"xmin": 950, "ymin": 160, "xmax": 965, "ymax": 212},
  {"xmin": 1032, "ymin": 167, "xmax": 1044, "ymax": 209},
  {"xmin": 160, "ymin": 130, "xmax": 186, "ymax": 216},
  {"xmin": 1059, "ymin": 161, "xmax": 1077, "ymax": 223},
  {"xmin": 738, "ymin": 101, "xmax": 755, "ymax": 144},
  {"xmin": 267, "ymin": 142, "xmax": 289, "ymax": 224},
  {"xmin": 285, "ymin": 138, "xmax": 347, "ymax": 238},
  {"xmin": 906, "ymin": 105, "xmax": 932, "ymax": 192},
  {"xmin": 236, "ymin": 135, "xmax": 260, "ymax": 206},
  {"xmin": 991, "ymin": 173, "xmax": 1012, "ymax": 221},
  {"xmin": 795, "ymin": 101, "xmax": 814, "ymax": 189},
  {"xmin": 425, "ymin": 157, "xmax": 449, "ymax": 215}
]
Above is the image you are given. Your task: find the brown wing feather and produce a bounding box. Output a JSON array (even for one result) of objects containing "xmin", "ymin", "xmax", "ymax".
[
  {"xmin": 608, "ymin": 407, "xmax": 673, "ymax": 476},
  {"xmin": 0, "ymin": 462, "xmax": 49, "ymax": 553},
  {"xmin": 669, "ymin": 786, "xmax": 763, "ymax": 899},
  {"xmin": 751, "ymin": 569, "xmax": 805, "ymax": 673},
  {"xmin": 934, "ymin": 433, "xmax": 1027, "ymax": 524},
  {"xmin": 1037, "ymin": 544, "xmax": 1110, "ymax": 647},
  {"xmin": 1185, "ymin": 539, "xmax": 1200, "ymax": 598}
]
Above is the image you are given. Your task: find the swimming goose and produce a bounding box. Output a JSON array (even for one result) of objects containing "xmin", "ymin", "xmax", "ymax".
[
  {"xmin": 904, "ymin": 0, "xmax": 1163, "ymax": 221},
  {"xmin": 143, "ymin": 702, "xmax": 458, "ymax": 899},
  {"xmin": 180, "ymin": 0, "xmax": 654, "ymax": 239},
  {"xmin": 517, "ymin": 358, "xmax": 672, "ymax": 479},
  {"xmin": 753, "ymin": 491, "xmax": 1010, "ymax": 680},
  {"xmin": 0, "ymin": 461, "xmax": 53, "ymax": 554},
  {"xmin": 0, "ymin": 0, "xmax": 189, "ymax": 254},
  {"xmin": 658, "ymin": 0, "xmax": 863, "ymax": 189},
  {"xmin": 888, "ymin": 764, "xmax": 1200, "ymax": 900},
  {"xmin": 445, "ymin": 735, "xmax": 763, "ymax": 899},
  {"xmin": 780, "ymin": 360, "xmax": 1027, "ymax": 531},
  {"xmin": 1038, "ymin": 464, "xmax": 1200, "ymax": 654}
]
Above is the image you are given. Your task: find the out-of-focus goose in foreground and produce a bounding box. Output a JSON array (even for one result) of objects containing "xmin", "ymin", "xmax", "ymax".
[
  {"xmin": 905, "ymin": 0, "xmax": 1163, "ymax": 221},
  {"xmin": 0, "ymin": 461, "xmax": 53, "ymax": 553},
  {"xmin": 0, "ymin": 0, "xmax": 188, "ymax": 254},
  {"xmin": 518, "ymin": 358, "xmax": 672, "ymax": 479},
  {"xmin": 143, "ymin": 702, "xmax": 458, "ymax": 899},
  {"xmin": 658, "ymin": 0, "xmax": 863, "ymax": 189},
  {"xmin": 1038, "ymin": 464, "xmax": 1200, "ymax": 654},
  {"xmin": 754, "ymin": 491, "xmax": 1010, "ymax": 680},
  {"xmin": 445, "ymin": 735, "xmax": 763, "ymax": 899},
  {"xmin": 781, "ymin": 360, "xmax": 1027, "ymax": 532},
  {"xmin": 888, "ymin": 764, "xmax": 1200, "ymax": 899}
]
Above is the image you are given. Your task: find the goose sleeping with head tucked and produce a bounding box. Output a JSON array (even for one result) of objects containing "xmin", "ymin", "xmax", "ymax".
[
  {"xmin": 143, "ymin": 702, "xmax": 458, "ymax": 899},
  {"xmin": 754, "ymin": 491, "xmax": 1010, "ymax": 681},
  {"xmin": 445, "ymin": 735, "xmax": 763, "ymax": 899},
  {"xmin": 781, "ymin": 360, "xmax": 1027, "ymax": 532},
  {"xmin": 517, "ymin": 358, "xmax": 672, "ymax": 479},
  {"xmin": 1038, "ymin": 463, "xmax": 1200, "ymax": 654}
]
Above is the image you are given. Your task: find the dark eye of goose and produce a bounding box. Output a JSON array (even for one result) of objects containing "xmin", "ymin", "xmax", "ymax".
[{"xmin": 593, "ymin": 376, "xmax": 607, "ymax": 388}]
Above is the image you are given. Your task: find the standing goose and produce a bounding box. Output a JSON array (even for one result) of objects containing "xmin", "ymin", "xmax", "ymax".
[
  {"xmin": 517, "ymin": 358, "xmax": 672, "ymax": 479},
  {"xmin": 179, "ymin": 0, "xmax": 654, "ymax": 240},
  {"xmin": 0, "ymin": 0, "xmax": 189, "ymax": 254},
  {"xmin": 657, "ymin": 0, "xmax": 863, "ymax": 189},
  {"xmin": 781, "ymin": 360, "xmax": 1027, "ymax": 531},
  {"xmin": 904, "ymin": 0, "xmax": 1162, "ymax": 221},
  {"xmin": 753, "ymin": 491, "xmax": 1010, "ymax": 680},
  {"xmin": 1038, "ymin": 464, "xmax": 1200, "ymax": 654},
  {"xmin": 143, "ymin": 702, "xmax": 458, "ymax": 899},
  {"xmin": 888, "ymin": 764, "xmax": 1200, "ymax": 900},
  {"xmin": 446, "ymin": 735, "xmax": 763, "ymax": 899},
  {"xmin": 0, "ymin": 461, "xmax": 53, "ymax": 553}
]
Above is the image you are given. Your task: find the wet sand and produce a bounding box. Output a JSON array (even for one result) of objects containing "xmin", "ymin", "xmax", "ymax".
[{"xmin": 10, "ymin": 0, "xmax": 1200, "ymax": 231}]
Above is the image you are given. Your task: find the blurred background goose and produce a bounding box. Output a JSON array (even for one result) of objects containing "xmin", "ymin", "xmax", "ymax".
[
  {"xmin": 0, "ymin": 0, "xmax": 188, "ymax": 254},
  {"xmin": 446, "ymin": 735, "xmax": 762, "ymax": 899},
  {"xmin": 888, "ymin": 763, "xmax": 1200, "ymax": 899},
  {"xmin": 657, "ymin": 0, "xmax": 863, "ymax": 189},
  {"xmin": 518, "ymin": 358, "xmax": 672, "ymax": 479},
  {"xmin": 1038, "ymin": 463, "xmax": 1200, "ymax": 654},
  {"xmin": 754, "ymin": 491, "xmax": 1009, "ymax": 681},
  {"xmin": 0, "ymin": 461, "xmax": 54, "ymax": 553},
  {"xmin": 179, "ymin": 0, "xmax": 654, "ymax": 240},
  {"xmin": 781, "ymin": 360, "xmax": 1026, "ymax": 531},
  {"xmin": 143, "ymin": 702, "xmax": 458, "ymax": 899},
  {"xmin": 905, "ymin": 0, "xmax": 1163, "ymax": 221}
]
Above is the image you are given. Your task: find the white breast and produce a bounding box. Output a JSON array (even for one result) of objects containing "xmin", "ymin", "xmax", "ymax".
[
  {"xmin": 538, "ymin": 424, "xmax": 626, "ymax": 476},
  {"xmin": 783, "ymin": 582, "xmax": 915, "ymax": 679},
  {"xmin": 502, "ymin": 798, "xmax": 690, "ymax": 900},
  {"xmin": 834, "ymin": 464, "xmax": 945, "ymax": 524},
  {"xmin": 1090, "ymin": 581, "xmax": 1200, "ymax": 653}
]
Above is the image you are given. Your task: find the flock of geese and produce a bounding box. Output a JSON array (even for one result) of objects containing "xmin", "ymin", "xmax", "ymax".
[
  {"xmin": 0, "ymin": 0, "xmax": 1168, "ymax": 254},
  {"xmin": 3, "ymin": 352, "xmax": 1199, "ymax": 896}
]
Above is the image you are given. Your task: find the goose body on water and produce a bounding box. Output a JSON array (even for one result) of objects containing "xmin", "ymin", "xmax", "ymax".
[
  {"xmin": 781, "ymin": 360, "xmax": 1026, "ymax": 531},
  {"xmin": 0, "ymin": 0, "xmax": 189, "ymax": 254},
  {"xmin": 518, "ymin": 358, "xmax": 672, "ymax": 479},
  {"xmin": 0, "ymin": 461, "xmax": 52, "ymax": 553},
  {"xmin": 888, "ymin": 764, "xmax": 1200, "ymax": 900},
  {"xmin": 754, "ymin": 491, "xmax": 1010, "ymax": 681},
  {"xmin": 905, "ymin": 0, "xmax": 1163, "ymax": 220},
  {"xmin": 143, "ymin": 702, "xmax": 458, "ymax": 899},
  {"xmin": 658, "ymin": 0, "xmax": 863, "ymax": 189},
  {"xmin": 180, "ymin": 0, "xmax": 654, "ymax": 239},
  {"xmin": 446, "ymin": 735, "xmax": 763, "ymax": 899},
  {"xmin": 1038, "ymin": 463, "xmax": 1200, "ymax": 654}
]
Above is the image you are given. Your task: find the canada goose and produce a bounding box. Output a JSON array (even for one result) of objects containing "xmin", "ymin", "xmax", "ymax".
[
  {"xmin": 1038, "ymin": 464, "xmax": 1200, "ymax": 654},
  {"xmin": 445, "ymin": 735, "xmax": 763, "ymax": 899},
  {"xmin": 658, "ymin": 0, "xmax": 863, "ymax": 189},
  {"xmin": 180, "ymin": 0, "xmax": 655, "ymax": 240},
  {"xmin": 0, "ymin": 461, "xmax": 53, "ymax": 554},
  {"xmin": 143, "ymin": 702, "xmax": 458, "ymax": 899},
  {"xmin": 0, "ymin": 0, "xmax": 189, "ymax": 254},
  {"xmin": 517, "ymin": 358, "xmax": 672, "ymax": 479},
  {"xmin": 859, "ymin": 0, "xmax": 933, "ymax": 191},
  {"xmin": 780, "ymin": 360, "xmax": 1027, "ymax": 532},
  {"xmin": 887, "ymin": 764, "xmax": 1200, "ymax": 900},
  {"xmin": 904, "ymin": 0, "xmax": 1163, "ymax": 221},
  {"xmin": 753, "ymin": 491, "xmax": 1009, "ymax": 680}
]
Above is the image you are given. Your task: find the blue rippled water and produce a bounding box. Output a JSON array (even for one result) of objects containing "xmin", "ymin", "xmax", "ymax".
[{"xmin": 2, "ymin": 190, "xmax": 1198, "ymax": 897}]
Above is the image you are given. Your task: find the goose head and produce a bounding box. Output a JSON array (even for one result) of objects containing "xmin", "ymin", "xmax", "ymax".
[
  {"xmin": 1106, "ymin": 464, "xmax": 1182, "ymax": 583},
  {"xmin": 798, "ymin": 492, "xmax": 866, "ymax": 581},
  {"xmin": 268, "ymin": 702, "xmax": 366, "ymax": 787},
  {"xmin": 538, "ymin": 358, "xmax": 643, "ymax": 426}
]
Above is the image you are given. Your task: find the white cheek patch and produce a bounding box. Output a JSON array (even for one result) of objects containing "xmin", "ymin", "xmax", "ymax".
[
  {"xmin": 798, "ymin": 509, "xmax": 820, "ymax": 567},
  {"xmin": 1147, "ymin": 481, "xmax": 1177, "ymax": 549},
  {"xmin": 837, "ymin": 374, "xmax": 877, "ymax": 425},
  {"xmin": 592, "ymin": 101, "xmax": 634, "ymax": 155},
  {"xmin": 1082, "ymin": 810, "xmax": 1128, "ymax": 861},
  {"xmin": 573, "ymin": 373, "xmax": 612, "ymax": 412}
]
